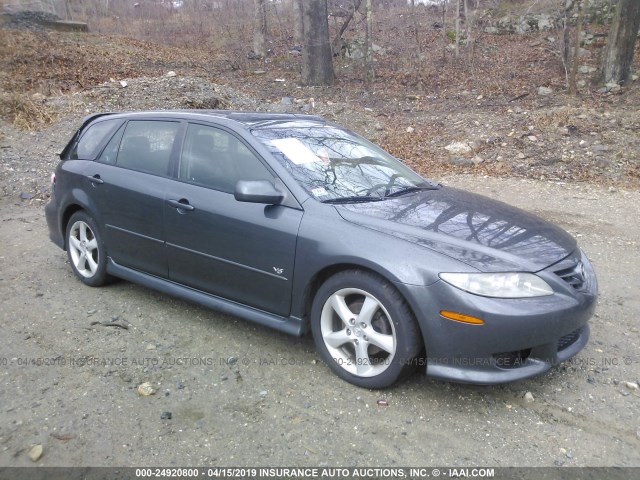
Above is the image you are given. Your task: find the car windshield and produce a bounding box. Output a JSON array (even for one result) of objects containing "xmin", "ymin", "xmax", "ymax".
[{"xmin": 252, "ymin": 125, "xmax": 435, "ymax": 202}]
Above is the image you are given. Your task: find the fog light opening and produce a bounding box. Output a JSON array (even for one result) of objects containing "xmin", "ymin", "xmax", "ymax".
[
  {"xmin": 493, "ymin": 349, "xmax": 531, "ymax": 369},
  {"xmin": 439, "ymin": 310, "xmax": 484, "ymax": 325}
]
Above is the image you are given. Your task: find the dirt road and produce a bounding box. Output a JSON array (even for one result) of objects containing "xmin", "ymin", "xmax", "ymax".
[{"xmin": 1, "ymin": 175, "xmax": 638, "ymax": 468}]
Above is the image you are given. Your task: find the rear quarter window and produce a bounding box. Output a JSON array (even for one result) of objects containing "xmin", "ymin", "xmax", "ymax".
[{"xmin": 70, "ymin": 119, "xmax": 122, "ymax": 160}]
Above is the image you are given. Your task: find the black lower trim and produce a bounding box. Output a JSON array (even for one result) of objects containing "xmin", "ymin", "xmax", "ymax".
[{"xmin": 106, "ymin": 257, "xmax": 305, "ymax": 336}]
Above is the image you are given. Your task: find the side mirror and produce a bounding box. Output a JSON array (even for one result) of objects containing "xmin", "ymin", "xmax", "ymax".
[{"xmin": 234, "ymin": 180, "xmax": 284, "ymax": 205}]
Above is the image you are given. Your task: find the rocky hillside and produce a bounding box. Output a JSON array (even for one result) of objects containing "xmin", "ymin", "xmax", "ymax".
[{"xmin": 1, "ymin": 2, "xmax": 639, "ymax": 205}]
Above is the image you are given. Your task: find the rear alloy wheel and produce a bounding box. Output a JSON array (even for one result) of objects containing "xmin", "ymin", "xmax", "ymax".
[
  {"xmin": 66, "ymin": 211, "xmax": 110, "ymax": 287},
  {"xmin": 311, "ymin": 270, "xmax": 422, "ymax": 388}
]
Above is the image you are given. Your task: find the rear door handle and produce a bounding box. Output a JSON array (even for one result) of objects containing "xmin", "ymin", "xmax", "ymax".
[
  {"xmin": 168, "ymin": 199, "xmax": 195, "ymax": 212},
  {"xmin": 87, "ymin": 174, "xmax": 104, "ymax": 185}
]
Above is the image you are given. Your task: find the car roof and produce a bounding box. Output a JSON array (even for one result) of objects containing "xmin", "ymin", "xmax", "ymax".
[
  {"xmin": 65, "ymin": 110, "xmax": 333, "ymax": 160},
  {"xmin": 84, "ymin": 110, "xmax": 328, "ymax": 130}
]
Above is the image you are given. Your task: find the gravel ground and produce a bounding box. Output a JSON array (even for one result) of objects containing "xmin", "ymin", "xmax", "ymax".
[{"xmin": 0, "ymin": 76, "xmax": 639, "ymax": 469}]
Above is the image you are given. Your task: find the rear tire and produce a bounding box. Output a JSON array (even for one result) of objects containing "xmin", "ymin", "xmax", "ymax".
[
  {"xmin": 311, "ymin": 269, "xmax": 422, "ymax": 388},
  {"xmin": 66, "ymin": 211, "xmax": 110, "ymax": 287}
]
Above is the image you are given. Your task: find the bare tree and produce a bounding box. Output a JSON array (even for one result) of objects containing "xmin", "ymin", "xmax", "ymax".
[
  {"xmin": 441, "ymin": 0, "xmax": 447, "ymax": 64},
  {"xmin": 464, "ymin": 0, "xmax": 474, "ymax": 64},
  {"xmin": 410, "ymin": 0, "xmax": 424, "ymax": 72},
  {"xmin": 562, "ymin": 0, "xmax": 573, "ymax": 70},
  {"xmin": 601, "ymin": 0, "xmax": 640, "ymax": 85},
  {"xmin": 63, "ymin": 0, "xmax": 72, "ymax": 20},
  {"xmin": 332, "ymin": 0, "xmax": 362, "ymax": 55},
  {"xmin": 569, "ymin": 0, "xmax": 587, "ymax": 94},
  {"xmin": 455, "ymin": 0, "xmax": 460, "ymax": 58},
  {"xmin": 301, "ymin": 0, "xmax": 335, "ymax": 85},
  {"xmin": 253, "ymin": 0, "xmax": 267, "ymax": 58},
  {"xmin": 364, "ymin": 0, "xmax": 374, "ymax": 82},
  {"xmin": 292, "ymin": 0, "xmax": 303, "ymax": 45}
]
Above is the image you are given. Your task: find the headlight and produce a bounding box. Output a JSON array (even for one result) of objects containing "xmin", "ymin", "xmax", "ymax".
[{"xmin": 439, "ymin": 272, "xmax": 553, "ymax": 298}]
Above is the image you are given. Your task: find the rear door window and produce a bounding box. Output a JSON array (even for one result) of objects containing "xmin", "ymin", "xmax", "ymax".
[{"xmin": 116, "ymin": 120, "xmax": 180, "ymax": 176}]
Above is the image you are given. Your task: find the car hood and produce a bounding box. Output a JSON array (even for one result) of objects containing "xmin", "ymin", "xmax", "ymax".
[{"xmin": 335, "ymin": 186, "xmax": 576, "ymax": 272}]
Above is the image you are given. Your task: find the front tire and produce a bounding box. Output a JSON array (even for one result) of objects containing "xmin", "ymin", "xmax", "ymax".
[
  {"xmin": 311, "ymin": 269, "xmax": 422, "ymax": 388},
  {"xmin": 66, "ymin": 211, "xmax": 110, "ymax": 287}
]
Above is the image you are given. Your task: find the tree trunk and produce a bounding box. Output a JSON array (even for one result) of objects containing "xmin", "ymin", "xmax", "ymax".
[
  {"xmin": 441, "ymin": 0, "xmax": 447, "ymax": 65},
  {"xmin": 569, "ymin": 0, "xmax": 587, "ymax": 94},
  {"xmin": 292, "ymin": 0, "xmax": 303, "ymax": 46},
  {"xmin": 301, "ymin": 0, "xmax": 335, "ymax": 86},
  {"xmin": 410, "ymin": 0, "xmax": 424, "ymax": 73},
  {"xmin": 63, "ymin": 0, "xmax": 72, "ymax": 20},
  {"xmin": 464, "ymin": 0, "xmax": 474, "ymax": 65},
  {"xmin": 253, "ymin": 0, "xmax": 268, "ymax": 58},
  {"xmin": 563, "ymin": 1, "xmax": 573, "ymax": 71},
  {"xmin": 601, "ymin": 0, "xmax": 640, "ymax": 85},
  {"xmin": 455, "ymin": 0, "xmax": 460, "ymax": 58},
  {"xmin": 365, "ymin": 0, "xmax": 374, "ymax": 82}
]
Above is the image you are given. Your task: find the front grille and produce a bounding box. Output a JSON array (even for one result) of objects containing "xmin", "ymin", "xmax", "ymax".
[
  {"xmin": 558, "ymin": 329, "xmax": 581, "ymax": 352},
  {"xmin": 551, "ymin": 253, "xmax": 586, "ymax": 290}
]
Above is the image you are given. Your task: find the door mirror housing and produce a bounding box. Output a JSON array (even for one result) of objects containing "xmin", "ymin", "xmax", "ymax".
[{"xmin": 234, "ymin": 180, "xmax": 284, "ymax": 205}]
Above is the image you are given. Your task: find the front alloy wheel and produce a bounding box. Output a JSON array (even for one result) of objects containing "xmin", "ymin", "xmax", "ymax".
[
  {"xmin": 66, "ymin": 211, "xmax": 110, "ymax": 286},
  {"xmin": 311, "ymin": 270, "xmax": 422, "ymax": 388},
  {"xmin": 320, "ymin": 288, "xmax": 396, "ymax": 378}
]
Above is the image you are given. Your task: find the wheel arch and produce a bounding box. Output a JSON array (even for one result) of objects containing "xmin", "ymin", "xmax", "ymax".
[
  {"xmin": 63, "ymin": 205, "xmax": 112, "ymax": 287},
  {"xmin": 299, "ymin": 263, "xmax": 424, "ymax": 349},
  {"xmin": 60, "ymin": 204, "xmax": 85, "ymax": 250},
  {"xmin": 306, "ymin": 264, "xmax": 425, "ymax": 387},
  {"xmin": 59, "ymin": 187, "xmax": 104, "ymax": 250},
  {"xmin": 61, "ymin": 201, "xmax": 104, "ymax": 251}
]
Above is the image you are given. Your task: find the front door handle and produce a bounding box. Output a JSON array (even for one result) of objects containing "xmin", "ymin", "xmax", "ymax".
[
  {"xmin": 87, "ymin": 174, "xmax": 104, "ymax": 185},
  {"xmin": 168, "ymin": 199, "xmax": 195, "ymax": 212}
]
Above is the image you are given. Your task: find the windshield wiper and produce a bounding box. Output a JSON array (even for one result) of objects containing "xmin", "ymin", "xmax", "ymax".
[
  {"xmin": 385, "ymin": 184, "xmax": 441, "ymax": 198},
  {"xmin": 321, "ymin": 196, "xmax": 384, "ymax": 204}
]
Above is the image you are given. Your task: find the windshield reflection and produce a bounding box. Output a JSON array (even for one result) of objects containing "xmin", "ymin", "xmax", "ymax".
[{"xmin": 252, "ymin": 126, "xmax": 433, "ymax": 201}]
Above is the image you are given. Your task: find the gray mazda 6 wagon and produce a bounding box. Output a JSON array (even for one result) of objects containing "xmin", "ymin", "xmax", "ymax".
[{"xmin": 45, "ymin": 110, "xmax": 598, "ymax": 388}]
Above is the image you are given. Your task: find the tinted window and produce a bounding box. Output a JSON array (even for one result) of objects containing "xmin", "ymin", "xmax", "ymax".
[
  {"xmin": 179, "ymin": 124, "xmax": 272, "ymax": 193},
  {"xmin": 71, "ymin": 119, "xmax": 121, "ymax": 160},
  {"xmin": 97, "ymin": 124, "xmax": 125, "ymax": 165},
  {"xmin": 116, "ymin": 120, "xmax": 180, "ymax": 176}
]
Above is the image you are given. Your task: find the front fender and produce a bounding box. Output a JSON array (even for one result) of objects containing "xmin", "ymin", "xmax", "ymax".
[{"xmin": 289, "ymin": 202, "xmax": 471, "ymax": 319}]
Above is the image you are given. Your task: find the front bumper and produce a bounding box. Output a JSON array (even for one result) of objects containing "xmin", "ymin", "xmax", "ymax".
[{"xmin": 398, "ymin": 250, "xmax": 598, "ymax": 384}]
